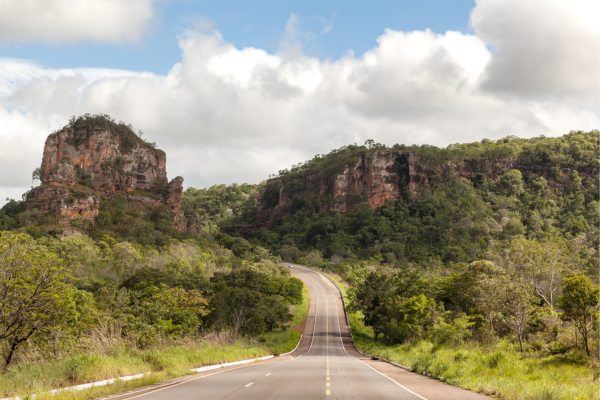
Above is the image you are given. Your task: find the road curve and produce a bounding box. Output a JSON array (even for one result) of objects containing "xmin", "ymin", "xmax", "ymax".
[{"xmin": 98, "ymin": 266, "xmax": 492, "ymax": 400}]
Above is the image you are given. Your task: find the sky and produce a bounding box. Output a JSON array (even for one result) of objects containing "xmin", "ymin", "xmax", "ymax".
[{"xmin": 0, "ymin": 0, "xmax": 598, "ymax": 205}]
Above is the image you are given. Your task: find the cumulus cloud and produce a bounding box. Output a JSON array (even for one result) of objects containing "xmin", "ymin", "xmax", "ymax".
[
  {"xmin": 0, "ymin": 0, "xmax": 597, "ymax": 204},
  {"xmin": 472, "ymin": 0, "xmax": 599, "ymax": 103},
  {"xmin": 0, "ymin": 0, "xmax": 154, "ymax": 44}
]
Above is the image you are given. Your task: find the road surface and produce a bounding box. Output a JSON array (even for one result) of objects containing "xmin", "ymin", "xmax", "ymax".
[{"xmin": 98, "ymin": 266, "xmax": 491, "ymax": 400}]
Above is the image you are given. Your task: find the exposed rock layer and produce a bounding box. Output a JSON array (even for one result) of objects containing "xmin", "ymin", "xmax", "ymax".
[
  {"xmin": 28, "ymin": 125, "xmax": 198, "ymax": 234},
  {"xmin": 260, "ymin": 151, "xmax": 588, "ymax": 217},
  {"xmin": 26, "ymin": 186, "xmax": 100, "ymax": 225},
  {"xmin": 41, "ymin": 128, "xmax": 167, "ymax": 192}
]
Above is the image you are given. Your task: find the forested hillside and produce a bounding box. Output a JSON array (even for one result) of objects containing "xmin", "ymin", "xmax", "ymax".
[
  {"xmin": 182, "ymin": 130, "xmax": 599, "ymax": 396},
  {"xmin": 181, "ymin": 183, "xmax": 259, "ymax": 230},
  {"xmin": 193, "ymin": 130, "xmax": 598, "ymax": 278}
]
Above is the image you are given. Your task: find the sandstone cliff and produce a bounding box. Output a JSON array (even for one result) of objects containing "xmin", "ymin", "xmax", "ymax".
[
  {"xmin": 26, "ymin": 115, "xmax": 199, "ymax": 234},
  {"xmin": 258, "ymin": 150, "xmax": 588, "ymax": 218},
  {"xmin": 40, "ymin": 125, "xmax": 167, "ymax": 192}
]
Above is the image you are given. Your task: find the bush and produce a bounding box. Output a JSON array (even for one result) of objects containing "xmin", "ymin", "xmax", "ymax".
[
  {"xmin": 26, "ymin": 225, "xmax": 43, "ymax": 239},
  {"xmin": 548, "ymin": 340, "xmax": 569, "ymax": 355},
  {"xmin": 530, "ymin": 340, "xmax": 544, "ymax": 352},
  {"xmin": 487, "ymin": 350, "xmax": 506, "ymax": 368}
]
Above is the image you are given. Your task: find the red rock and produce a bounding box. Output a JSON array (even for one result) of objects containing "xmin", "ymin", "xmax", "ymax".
[
  {"xmin": 40, "ymin": 127, "xmax": 167, "ymax": 193},
  {"xmin": 27, "ymin": 119, "xmax": 199, "ymax": 234},
  {"xmin": 258, "ymin": 150, "xmax": 589, "ymax": 219}
]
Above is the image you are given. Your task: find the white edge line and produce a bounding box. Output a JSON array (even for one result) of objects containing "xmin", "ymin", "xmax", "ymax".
[
  {"xmin": 3, "ymin": 271, "xmax": 314, "ymax": 400},
  {"xmin": 0, "ymin": 372, "xmax": 150, "ymax": 400},
  {"xmin": 190, "ymin": 355, "xmax": 274, "ymax": 373},
  {"xmin": 287, "ymin": 268, "xmax": 318, "ymax": 360},
  {"xmin": 280, "ymin": 333, "xmax": 303, "ymax": 356},
  {"xmin": 303, "ymin": 265, "xmax": 430, "ymax": 400},
  {"xmin": 1, "ymin": 356, "xmax": 279, "ymax": 400}
]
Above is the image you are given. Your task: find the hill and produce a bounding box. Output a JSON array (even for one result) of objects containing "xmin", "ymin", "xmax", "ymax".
[
  {"xmin": 1, "ymin": 114, "xmax": 201, "ymax": 242},
  {"xmin": 188, "ymin": 130, "xmax": 598, "ymax": 277}
]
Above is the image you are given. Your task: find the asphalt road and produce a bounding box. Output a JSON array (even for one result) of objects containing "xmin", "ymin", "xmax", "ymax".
[{"xmin": 101, "ymin": 266, "xmax": 492, "ymax": 400}]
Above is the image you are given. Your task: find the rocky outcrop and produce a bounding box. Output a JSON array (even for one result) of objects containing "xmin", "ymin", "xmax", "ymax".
[
  {"xmin": 26, "ymin": 186, "xmax": 100, "ymax": 225},
  {"xmin": 260, "ymin": 151, "xmax": 410, "ymax": 216},
  {"xmin": 174, "ymin": 210, "xmax": 201, "ymax": 235},
  {"xmin": 27, "ymin": 117, "xmax": 200, "ymax": 234},
  {"xmin": 259, "ymin": 150, "xmax": 589, "ymax": 217},
  {"xmin": 169, "ymin": 176, "xmax": 201, "ymax": 234},
  {"xmin": 166, "ymin": 176, "xmax": 184, "ymax": 212},
  {"xmin": 40, "ymin": 127, "xmax": 167, "ymax": 193}
]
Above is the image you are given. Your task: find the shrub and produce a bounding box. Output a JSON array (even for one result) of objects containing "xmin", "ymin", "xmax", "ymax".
[{"xmin": 548, "ymin": 340, "xmax": 569, "ymax": 355}]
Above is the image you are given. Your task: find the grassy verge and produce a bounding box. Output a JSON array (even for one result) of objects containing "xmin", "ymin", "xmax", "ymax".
[
  {"xmin": 0, "ymin": 281, "xmax": 311, "ymax": 400},
  {"xmin": 323, "ymin": 268, "xmax": 599, "ymax": 400},
  {"xmin": 354, "ymin": 335, "xmax": 598, "ymax": 400},
  {"xmin": 1, "ymin": 335, "xmax": 269, "ymax": 400},
  {"xmin": 261, "ymin": 282, "xmax": 309, "ymax": 355}
]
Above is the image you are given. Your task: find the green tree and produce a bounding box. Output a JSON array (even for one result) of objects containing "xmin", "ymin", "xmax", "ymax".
[
  {"xmin": 559, "ymin": 275, "xmax": 599, "ymax": 356},
  {"xmin": 304, "ymin": 250, "xmax": 323, "ymax": 267},
  {"xmin": 348, "ymin": 272, "xmax": 392, "ymax": 342},
  {"xmin": 0, "ymin": 233, "xmax": 74, "ymax": 369},
  {"xmin": 47, "ymin": 288, "xmax": 96, "ymax": 357},
  {"xmin": 385, "ymin": 294, "xmax": 443, "ymax": 343},
  {"xmin": 500, "ymin": 169, "xmax": 524, "ymax": 196},
  {"xmin": 460, "ymin": 260, "xmax": 505, "ymax": 332},
  {"xmin": 500, "ymin": 276, "xmax": 536, "ymax": 352},
  {"xmin": 508, "ymin": 238, "xmax": 566, "ymax": 308}
]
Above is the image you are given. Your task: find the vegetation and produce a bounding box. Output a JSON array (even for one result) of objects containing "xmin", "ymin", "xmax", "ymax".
[
  {"xmin": 559, "ymin": 275, "xmax": 599, "ymax": 356},
  {"xmin": 353, "ymin": 336, "xmax": 598, "ymax": 400},
  {"xmin": 1, "ymin": 129, "xmax": 597, "ymax": 399},
  {"xmin": 180, "ymin": 130, "xmax": 598, "ymax": 399},
  {"xmin": 0, "ymin": 333, "xmax": 269, "ymax": 399},
  {"xmin": 62, "ymin": 114, "xmax": 158, "ymax": 155},
  {"xmin": 1, "ymin": 190, "xmax": 194, "ymax": 245},
  {"xmin": 260, "ymin": 283, "xmax": 309, "ymax": 355},
  {"xmin": 0, "ymin": 230, "xmax": 306, "ymax": 398},
  {"xmin": 326, "ymin": 272, "xmax": 599, "ymax": 400},
  {"xmin": 0, "ymin": 234, "xmax": 74, "ymax": 369},
  {"xmin": 182, "ymin": 183, "xmax": 259, "ymax": 229}
]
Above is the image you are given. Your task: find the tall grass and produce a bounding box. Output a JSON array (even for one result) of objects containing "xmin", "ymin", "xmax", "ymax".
[
  {"xmin": 0, "ymin": 282, "xmax": 311, "ymax": 399},
  {"xmin": 0, "ymin": 331, "xmax": 269, "ymax": 399},
  {"xmin": 354, "ymin": 335, "xmax": 598, "ymax": 400},
  {"xmin": 344, "ymin": 286, "xmax": 599, "ymax": 400}
]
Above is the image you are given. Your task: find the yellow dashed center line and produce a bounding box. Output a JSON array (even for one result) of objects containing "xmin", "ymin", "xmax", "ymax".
[{"xmin": 325, "ymin": 292, "xmax": 330, "ymax": 396}]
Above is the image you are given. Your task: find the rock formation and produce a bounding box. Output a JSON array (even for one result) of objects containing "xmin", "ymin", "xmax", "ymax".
[
  {"xmin": 39, "ymin": 125, "xmax": 167, "ymax": 192},
  {"xmin": 26, "ymin": 115, "xmax": 199, "ymax": 234},
  {"xmin": 259, "ymin": 150, "xmax": 588, "ymax": 217}
]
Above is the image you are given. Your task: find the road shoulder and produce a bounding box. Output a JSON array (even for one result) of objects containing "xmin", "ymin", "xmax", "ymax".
[{"xmin": 318, "ymin": 269, "xmax": 495, "ymax": 400}]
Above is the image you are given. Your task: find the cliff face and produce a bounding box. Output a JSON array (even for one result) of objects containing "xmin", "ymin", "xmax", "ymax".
[
  {"xmin": 40, "ymin": 128, "xmax": 167, "ymax": 192},
  {"xmin": 259, "ymin": 151, "xmax": 410, "ymax": 216},
  {"xmin": 27, "ymin": 121, "xmax": 199, "ymax": 234},
  {"xmin": 26, "ymin": 186, "xmax": 100, "ymax": 225},
  {"xmin": 259, "ymin": 151, "xmax": 587, "ymax": 217}
]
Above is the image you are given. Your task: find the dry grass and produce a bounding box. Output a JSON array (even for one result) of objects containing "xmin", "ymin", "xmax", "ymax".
[
  {"xmin": 0, "ymin": 283, "xmax": 310, "ymax": 400},
  {"xmin": 0, "ymin": 330, "xmax": 269, "ymax": 399}
]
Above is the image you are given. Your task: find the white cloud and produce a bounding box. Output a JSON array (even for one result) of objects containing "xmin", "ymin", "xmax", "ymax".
[
  {"xmin": 0, "ymin": 0, "xmax": 598, "ymax": 205},
  {"xmin": 0, "ymin": 0, "xmax": 154, "ymax": 44},
  {"xmin": 472, "ymin": 0, "xmax": 599, "ymax": 104}
]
